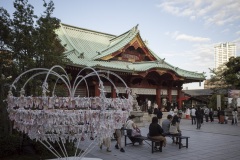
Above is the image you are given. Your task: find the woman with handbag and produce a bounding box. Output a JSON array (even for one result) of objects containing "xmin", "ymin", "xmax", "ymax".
[
  {"xmin": 169, "ymin": 115, "xmax": 182, "ymax": 144},
  {"xmin": 125, "ymin": 115, "xmax": 143, "ymax": 145}
]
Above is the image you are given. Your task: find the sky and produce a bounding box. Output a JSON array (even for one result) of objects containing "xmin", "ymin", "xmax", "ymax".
[{"xmin": 1, "ymin": 0, "xmax": 240, "ymax": 89}]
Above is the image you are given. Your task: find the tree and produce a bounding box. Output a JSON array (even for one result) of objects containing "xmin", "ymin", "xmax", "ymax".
[
  {"xmin": 34, "ymin": 0, "xmax": 68, "ymax": 96},
  {"xmin": 0, "ymin": 7, "xmax": 12, "ymax": 50},
  {"xmin": 208, "ymin": 57, "xmax": 240, "ymax": 110},
  {"xmin": 208, "ymin": 94, "xmax": 225, "ymax": 110},
  {"xmin": 208, "ymin": 64, "xmax": 229, "ymax": 91},
  {"xmin": 0, "ymin": 7, "xmax": 14, "ymax": 136},
  {"xmin": 35, "ymin": 0, "xmax": 67, "ymax": 68},
  {"xmin": 223, "ymin": 57, "xmax": 240, "ymax": 89},
  {"xmin": 0, "ymin": 0, "xmax": 68, "ymax": 135},
  {"xmin": 12, "ymin": 0, "xmax": 37, "ymax": 74},
  {"xmin": 0, "ymin": 0, "xmax": 69, "ymax": 156}
]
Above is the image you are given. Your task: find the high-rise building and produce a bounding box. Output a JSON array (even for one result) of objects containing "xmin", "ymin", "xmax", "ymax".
[{"xmin": 214, "ymin": 42, "xmax": 236, "ymax": 69}]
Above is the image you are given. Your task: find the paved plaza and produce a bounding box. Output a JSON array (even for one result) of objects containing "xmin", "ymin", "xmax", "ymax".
[{"xmin": 85, "ymin": 118, "xmax": 240, "ymax": 160}]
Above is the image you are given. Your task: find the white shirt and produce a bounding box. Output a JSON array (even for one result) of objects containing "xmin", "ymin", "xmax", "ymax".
[
  {"xmin": 186, "ymin": 108, "xmax": 190, "ymax": 115},
  {"xmin": 147, "ymin": 100, "xmax": 151, "ymax": 108},
  {"xmin": 169, "ymin": 110, "xmax": 174, "ymax": 116},
  {"xmin": 153, "ymin": 103, "xmax": 158, "ymax": 109},
  {"xmin": 204, "ymin": 108, "xmax": 209, "ymax": 115},
  {"xmin": 125, "ymin": 119, "xmax": 134, "ymax": 130},
  {"xmin": 232, "ymin": 111, "xmax": 238, "ymax": 117},
  {"xmin": 191, "ymin": 108, "xmax": 196, "ymax": 116}
]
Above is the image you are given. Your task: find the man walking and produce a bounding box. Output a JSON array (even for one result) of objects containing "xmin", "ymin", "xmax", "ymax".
[
  {"xmin": 190, "ymin": 106, "xmax": 196, "ymax": 125},
  {"xmin": 204, "ymin": 107, "xmax": 210, "ymax": 122},
  {"xmin": 195, "ymin": 107, "xmax": 202, "ymax": 129}
]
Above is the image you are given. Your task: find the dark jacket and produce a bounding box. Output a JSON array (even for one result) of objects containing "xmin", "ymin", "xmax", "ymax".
[
  {"xmin": 195, "ymin": 109, "xmax": 202, "ymax": 119},
  {"xmin": 220, "ymin": 110, "xmax": 225, "ymax": 116},
  {"xmin": 157, "ymin": 110, "xmax": 163, "ymax": 119},
  {"xmin": 153, "ymin": 108, "xmax": 158, "ymax": 115},
  {"xmin": 149, "ymin": 123, "xmax": 164, "ymax": 137}
]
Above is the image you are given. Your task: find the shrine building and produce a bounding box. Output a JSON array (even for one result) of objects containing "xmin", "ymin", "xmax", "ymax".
[{"xmin": 55, "ymin": 23, "xmax": 205, "ymax": 111}]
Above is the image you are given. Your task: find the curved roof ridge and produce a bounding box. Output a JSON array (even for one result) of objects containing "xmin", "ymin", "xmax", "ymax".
[
  {"xmin": 177, "ymin": 67, "xmax": 205, "ymax": 76},
  {"xmin": 107, "ymin": 30, "xmax": 132, "ymax": 47},
  {"xmin": 60, "ymin": 24, "xmax": 81, "ymax": 55},
  {"xmin": 93, "ymin": 25, "xmax": 139, "ymax": 59},
  {"xmin": 110, "ymin": 24, "xmax": 138, "ymax": 42},
  {"xmin": 102, "ymin": 27, "xmax": 138, "ymax": 52},
  {"xmin": 129, "ymin": 58, "xmax": 204, "ymax": 78},
  {"xmin": 59, "ymin": 23, "xmax": 115, "ymax": 59},
  {"xmin": 61, "ymin": 23, "xmax": 116, "ymax": 38}
]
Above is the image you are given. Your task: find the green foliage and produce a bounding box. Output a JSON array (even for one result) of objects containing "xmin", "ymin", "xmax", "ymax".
[
  {"xmin": 2, "ymin": 0, "xmax": 68, "ymax": 81},
  {"xmin": 55, "ymin": 85, "xmax": 68, "ymax": 97},
  {"xmin": 208, "ymin": 94, "xmax": 225, "ymax": 110},
  {"xmin": 223, "ymin": 57, "xmax": 240, "ymax": 89},
  {"xmin": 35, "ymin": 0, "xmax": 67, "ymax": 68},
  {"xmin": 208, "ymin": 65, "xmax": 229, "ymax": 93},
  {"xmin": 209, "ymin": 56, "xmax": 240, "ymax": 90},
  {"xmin": 0, "ymin": 1, "xmax": 73, "ymax": 158},
  {"xmin": 0, "ymin": 0, "xmax": 69, "ymax": 138},
  {"xmin": 0, "ymin": 7, "xmax": 12, "ymax": 50},
  {"xmin": 12, "ymin": 0, "xmax": 37, "ymax": 73}
]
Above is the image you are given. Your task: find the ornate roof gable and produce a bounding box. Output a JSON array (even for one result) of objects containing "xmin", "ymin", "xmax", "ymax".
[{"xmin": 98, "ymin": 32, "xmax": 157, "ymax": 62}]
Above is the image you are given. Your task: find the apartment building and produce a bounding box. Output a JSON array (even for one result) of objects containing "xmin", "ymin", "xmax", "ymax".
[{"xmin": 214, "ymin": 42, "xmax": 236, "ymax": 69}]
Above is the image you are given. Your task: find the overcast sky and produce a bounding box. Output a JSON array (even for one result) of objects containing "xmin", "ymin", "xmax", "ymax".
[{"xmin": 2, "ymin": 0, "xmax": 240, "ymax": 89}]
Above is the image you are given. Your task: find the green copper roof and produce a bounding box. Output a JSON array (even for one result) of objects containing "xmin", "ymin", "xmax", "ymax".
[
  {"xmin": 55, "ymin": 23, "xmax": 116, "ymax": 60},
  {"xmin": 55, "ymin": 23, "xmax": 205, "ymax": 81},
  {"xmin": 93, "ymin": 26, "xmax": 139, "ymax": 59}
]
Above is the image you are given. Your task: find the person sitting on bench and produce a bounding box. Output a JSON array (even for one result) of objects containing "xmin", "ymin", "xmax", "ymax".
[
  {"xmin": 148, "ymin": 117, "xmax": 166, "ymax": 147},
  {"xmin": 162, "ymin": 114, "xmax": 175, "ymax": 142},
  {"xmin": 169, "ymin": 115, "xmax": 182, "ymax": 144},
  {"xmin": 125, "ymin": 115, "xmax": 143, "ymax": 145},
  {"xmin": 162, "ymin": 114, "xmax": 173, "ymax": 135}
]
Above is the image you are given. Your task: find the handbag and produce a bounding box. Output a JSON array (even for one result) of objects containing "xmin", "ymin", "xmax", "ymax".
[
  {"xmin": 169, "ymin": 124, "xmax": 178, "ymax": 134},
  {"xmin": 131, "ymin": 128, "xmax": 141, "ymax": 137}
]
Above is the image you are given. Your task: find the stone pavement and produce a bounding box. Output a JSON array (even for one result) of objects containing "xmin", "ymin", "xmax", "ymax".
[{"xmin": 85, "ymin": 118, "xmax": 240, "ymax": 160}]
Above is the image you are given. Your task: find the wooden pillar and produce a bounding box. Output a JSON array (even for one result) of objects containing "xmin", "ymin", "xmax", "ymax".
[
  {"xmin": 167, "ymin": 88, "xmax": 172, "ymax": 103},
  {"xmin": 110, "ymin": 76, "xmax": 117, "ymax": 98},
  {"xmin": 94, "ymin": 83, "xmax": 100, "ymax": 97},
  {"xmin": 168, "ymin": 81, "xmax": 173, "ymax": 103},
  {"xmin": 156, "ymin": 88, "xmax": 161, "ymax": 108},
  {"xmin": 177, "ymin": 87, "xmax": 182, "ymax": 109},
  {"xmin": 111, "ymin": 85, "xmax": 116, "ymax": 98}
]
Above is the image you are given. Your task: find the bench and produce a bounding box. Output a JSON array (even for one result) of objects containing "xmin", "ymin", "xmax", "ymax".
[
  {"xmin": 164, "ymin": 134, "xmax": 190, "ymax": 149},
  {"xmin": 123, "ymin": 129, "xmax": 163, "ymax": 153}
]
